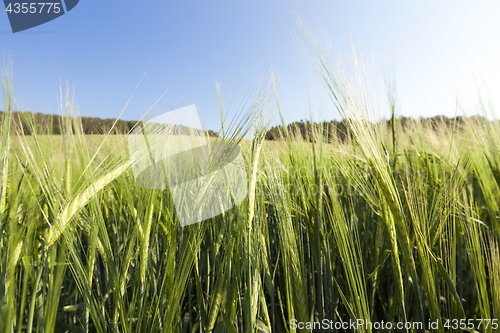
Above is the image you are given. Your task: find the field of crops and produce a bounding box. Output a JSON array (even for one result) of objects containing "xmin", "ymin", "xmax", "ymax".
[{"xmin": 1, "ymin": 34, "xmax": 500, "ymax": 333}]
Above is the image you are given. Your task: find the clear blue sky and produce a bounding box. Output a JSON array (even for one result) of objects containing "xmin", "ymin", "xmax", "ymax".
[{"xmin": 2, "ymin": 1, "xmax": 500, "ymax": 132}]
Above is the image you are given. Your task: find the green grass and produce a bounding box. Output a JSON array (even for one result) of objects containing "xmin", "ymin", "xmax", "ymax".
[{"xmin": 1, "ymin": 30, "xmax": 500, "ymax": 333}]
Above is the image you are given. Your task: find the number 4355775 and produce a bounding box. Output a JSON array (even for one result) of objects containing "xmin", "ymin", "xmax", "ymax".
[{"xmin": 6, "ymin": 3, "xmax": 62, "ymax": 14}]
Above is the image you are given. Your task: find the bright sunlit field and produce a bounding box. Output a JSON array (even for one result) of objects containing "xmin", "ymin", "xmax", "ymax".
[{"xmin": 1, "ymin": 34, "xmax": 500, "ymax": 333}]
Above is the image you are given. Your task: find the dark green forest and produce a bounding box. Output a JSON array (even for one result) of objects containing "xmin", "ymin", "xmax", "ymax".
[
  {"xmin": 265, "ymin": 115, "xmax": 477, "ymax": 142},
  {"xmin": 0, "ymin": 111, "xmax": 486, "ymax": 142},
  {"xmin": 0, "ymin": 111, "xmax": 220, "ymax": 137}
]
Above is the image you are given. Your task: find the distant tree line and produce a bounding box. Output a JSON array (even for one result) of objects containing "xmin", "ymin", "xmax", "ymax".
[
  {"xmin": 1, "ymin": 111, "xmax": 486, "ymax": 141},
  {"xmin": 0, "ymin": 111, "xmax": 220, "ymax": 137},
  {"xmin": 264, "ymin": 115, "xmax": 476, "ymax": 142}
]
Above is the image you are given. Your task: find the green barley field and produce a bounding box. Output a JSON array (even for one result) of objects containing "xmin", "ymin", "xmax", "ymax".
[{"xmin": 1, "ymin": 32, "xmax": 500, "ymax": 333}]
